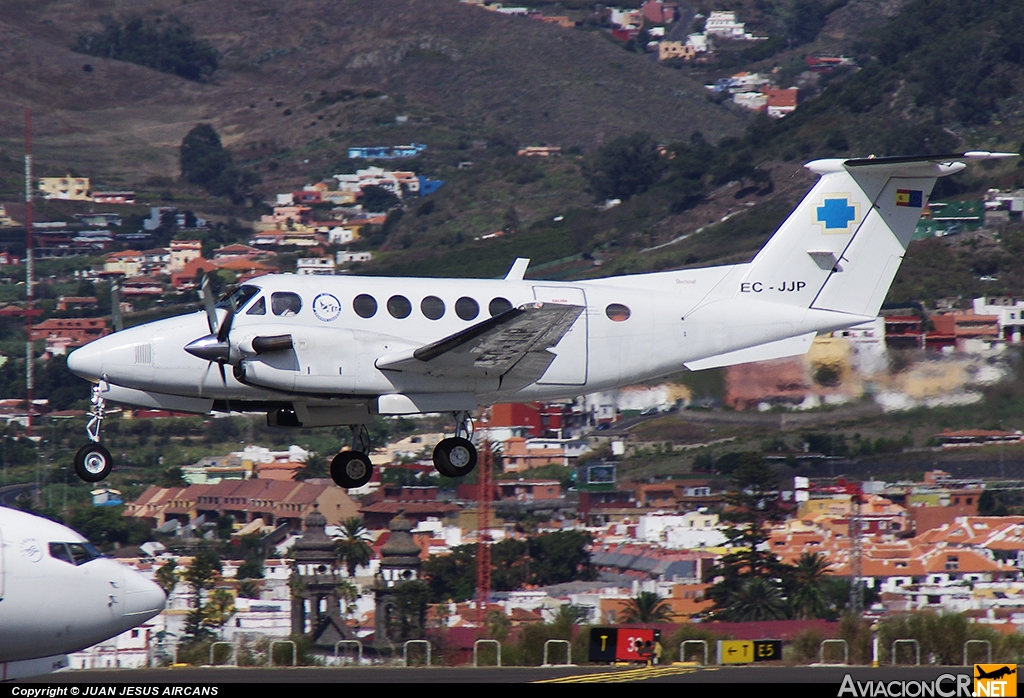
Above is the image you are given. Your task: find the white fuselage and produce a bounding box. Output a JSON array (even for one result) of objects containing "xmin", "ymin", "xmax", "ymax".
[
  {"xmin": 66, "ymin": 266, "xmax": 865, "ymax": 419},
  {"xmin": 0, "ymin": 507, "xmax": 166, "ymax": 677}
]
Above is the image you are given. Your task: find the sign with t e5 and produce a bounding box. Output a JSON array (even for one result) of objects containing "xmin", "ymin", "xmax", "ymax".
[{"xmin": 717, "ymin": 639, "xmax": 782, "ymax": 664}]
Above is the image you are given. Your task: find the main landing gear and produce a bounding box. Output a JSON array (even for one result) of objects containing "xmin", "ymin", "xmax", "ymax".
[
  {"xmin": 328, "ymin": 412, "xmax": 480, "ymax": 488},
  {"xmin": 432, "ymin": 411, "xmax": 478, "ymax": 478},
  {"xmin": 74, "ymin": 380, "xmax": 114, "ymax": 483},
  {"xmin": 330, "ymin": 424, "xmax": 374, "ymax": 489}
]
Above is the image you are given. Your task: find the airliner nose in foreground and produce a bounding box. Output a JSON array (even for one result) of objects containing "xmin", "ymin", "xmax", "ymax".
[{"xmin": 0, "ymin": 507, "xmax": 167, "ymax": 680}]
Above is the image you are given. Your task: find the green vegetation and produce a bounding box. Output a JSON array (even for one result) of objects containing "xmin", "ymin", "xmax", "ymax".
[
  {"xmin": 422, "ymin": 530, "xmax": 595, "ymax": 602},
  {"xmin": 73, "ymin": 15, "xmax": 218, "ymax": 81},
  {"xmin": 180, "ymin": 124, "xmax": 260, "ymax": 202}
]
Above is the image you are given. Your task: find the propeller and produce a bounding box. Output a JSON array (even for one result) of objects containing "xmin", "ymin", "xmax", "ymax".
[{"xmin": 185, "ymin": 275, "xmax": 237, "ymax": 393}]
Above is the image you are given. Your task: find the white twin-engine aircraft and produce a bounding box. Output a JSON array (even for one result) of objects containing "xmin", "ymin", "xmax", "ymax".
[{"xmin": 66, "ymin": 152, "xmax": 1014, "ymax": 488}]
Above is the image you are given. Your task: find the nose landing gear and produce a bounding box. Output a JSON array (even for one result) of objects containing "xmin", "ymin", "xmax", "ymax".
[
  {"xmin": 74, "ymin": 380, "xmax": 114, "ymax": 482},
  {"xmin": 432, "ymin": 411, "xmax": 478, "ymax": 478}
]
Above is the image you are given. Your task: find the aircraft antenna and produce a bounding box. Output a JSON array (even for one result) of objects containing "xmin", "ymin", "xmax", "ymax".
[
  {"xmin": 23, "ymin": 109, "xmax": 34, "ymax": 437},
  {"xmin": 475, "ymin": 412, "xmax": 494, "ymax": 629}
]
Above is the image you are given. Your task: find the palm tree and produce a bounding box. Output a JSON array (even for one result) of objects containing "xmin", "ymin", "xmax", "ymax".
[
  {"xmin": 723, "ymin": 577, "xmax": 789, "ymax": 621},
  {"xmin": 335, "ymin": 516, "xmax": 374, "ymax": 578},
  {"xmin": 620, "ymin": 591, "xmax": 675, "ymax": 623},
  {"xmin": 787, "ymin": 552, "xmax": 832, "ymax": 619},
  {"xmin": 293, "ymin": 452, "xmax": 328, "ymax": 481}
]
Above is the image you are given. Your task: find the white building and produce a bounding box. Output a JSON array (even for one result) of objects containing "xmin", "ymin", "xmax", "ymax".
[
  {"xmin": 296, "ymin": 257, "xmax": 336, "ymax": 275},
  {"xmin": 974, "ymin": 297, "xmax": 1024, "ymax": 343},
  {"xmin": 705, "ymin": 11, "xmax": 752, "ymax": 40}
]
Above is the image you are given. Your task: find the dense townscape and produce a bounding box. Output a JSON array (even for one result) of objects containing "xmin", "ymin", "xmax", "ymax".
[{"xmin": 7, "ymin": 0, "xmax": 1024, "ymax": 674}]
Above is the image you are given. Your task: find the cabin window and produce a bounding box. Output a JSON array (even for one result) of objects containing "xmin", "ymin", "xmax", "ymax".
[
  {"xmin": 605, "ymin": 303, "xmax": 631, "ymax": 322},
  {"xmin": 421, "ymin": 296, "xmax": 445, "ymax": 320},
  {"xmin": 353, "ymin": 294, "xmax": 377, "ymax": 318},
  {"xmin": 388, "ymin": 295, "xmax": 412, "ymax": 319},
  {"xmin": 271, "ymin": 292, "xmax": 302, "ymax": 316},
  {"xmin": 456, "ymin": 297, "xmax": 480, "ymax": 321},
  {"xmin": 489, "ymin": 297, "xmax": 513, "ymax": 317},
  {"xmin": 246, "ymin": 296, "xmax": 266, "ymax": 315}
]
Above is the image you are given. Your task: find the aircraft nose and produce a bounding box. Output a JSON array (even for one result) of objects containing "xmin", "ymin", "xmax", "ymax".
[
  {"xmin": 66, "ymin": 339, "xmax": 104, "ymax": 382},
  {"xmin": 120, "ymin": 568, "xmax": 166, "ymax": 631}
]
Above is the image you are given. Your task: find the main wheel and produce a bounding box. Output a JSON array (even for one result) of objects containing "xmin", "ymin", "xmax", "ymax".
[
  {"xmin": 432, "ymin": 437, "xmax": 477, "ymax": 478},
  {"xmin": 74, "ymin": 443, "xmax": 113, "ymax": 482},
  {"xmin": 330, "ymin": 451, "xmax": 373, "ymax": 489}
]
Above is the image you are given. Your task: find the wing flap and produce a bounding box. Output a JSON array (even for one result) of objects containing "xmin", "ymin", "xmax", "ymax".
[{"xmin": 376, "ymin": 303, "xmax": 585, "ymax": 381}]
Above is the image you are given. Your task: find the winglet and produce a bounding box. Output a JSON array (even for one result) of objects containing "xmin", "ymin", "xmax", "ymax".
[{"xmin": 505, "ymin": 258, "xmax": 530, "ymax": 281}]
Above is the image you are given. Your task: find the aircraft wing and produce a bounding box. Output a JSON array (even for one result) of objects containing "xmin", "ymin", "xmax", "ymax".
[{"xmin": 375, "ymin": 303, "xmax": 585, "ymax": 386}]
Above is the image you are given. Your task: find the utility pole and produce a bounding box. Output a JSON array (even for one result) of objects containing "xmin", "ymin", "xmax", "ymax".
[{"xmin": 23, "ymin": 108, "xmax": 34, "ymax": 437}]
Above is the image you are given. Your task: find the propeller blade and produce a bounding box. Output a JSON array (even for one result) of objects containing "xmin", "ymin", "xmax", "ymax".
[
  {"xmin": 111, "ymin": 278, "xmax": 124, "ymax": 332},
  {"xmin": 199, "ymin": 274, "xmax": 218, "ymax": 334},
  {"xmin": 217, "ymin": 303, "xmax": 235, "ymax": 343}
]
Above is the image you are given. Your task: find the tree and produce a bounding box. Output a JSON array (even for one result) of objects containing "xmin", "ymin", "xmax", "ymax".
[
  {"xmin": 722, "ymin": 577, "xmax": 789, "ymax": 621},
  {"xmin": 704, "ymin": 453, "xmax": 792, "ymax": 621},
  {"xmin": 155, "ymin": 560, "xmax": 179, "ymax": 596},
  {"xmin": 182, "ymin": 551, "xmax": 222, "ymax": 644},
  {"xmin": 620, "ymin": 592, "xmax": 675, "ymax": 623},
  {"xmin": 785, "ymin": 552, "xmax": 832, "ymax": 620},
  {"xmin": 359, "ymin": 185, "xmax": 401, "ymax": 213},
  {"xmin": 204, "ymin": 588, "xmax": 235, "ymax": 639},
  {"xmin": 586, "ymin": 132, "xmax": 665, "ymax": 201},
  {"xmin": 180, "ymin": 124, "xmax": 232, "ymax": 188},
  {"xmin": 335, "ymin": 517, "xmax": 374, "ymax": 578},
  {"xmin": 293, "ymin": 452, "xmax": 328, "ymax": 481},
  {"xmin": 73, "ymin": 15, "xmax": 218, "ymax": 81}
]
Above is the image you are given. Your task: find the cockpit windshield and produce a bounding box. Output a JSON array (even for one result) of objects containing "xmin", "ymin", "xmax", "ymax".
[
  {"xmin": 49, "ymin": 541, "xmax": 103, "ymax": 566},
  {"xmin": 216, "ymin": 285, "xmax": 260, "ymax": 312}
]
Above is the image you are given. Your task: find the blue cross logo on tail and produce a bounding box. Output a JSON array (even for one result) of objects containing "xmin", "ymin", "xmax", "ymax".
[{"xmin": 815, "ymin": 195, "xmax": 859, "ymax": 234}]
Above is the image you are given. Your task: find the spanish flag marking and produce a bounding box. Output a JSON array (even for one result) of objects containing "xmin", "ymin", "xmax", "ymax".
[{"xmin": 896, "ymin": 189, "xmax": 923, "ymax": 207}]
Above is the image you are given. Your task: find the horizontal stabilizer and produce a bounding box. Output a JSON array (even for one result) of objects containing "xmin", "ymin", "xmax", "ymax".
[{"xmin": 684, "ymin": 331, "xmax": 817, "ymax": 371}]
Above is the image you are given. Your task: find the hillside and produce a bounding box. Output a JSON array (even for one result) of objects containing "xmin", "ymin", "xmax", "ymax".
[
  {"xmin": 0, "ymin": 0, "xmax": 744, "ymax": 188},
  {"xmin": 2, "ymin": 0, "xmax": 1024, "ymax": 287}
]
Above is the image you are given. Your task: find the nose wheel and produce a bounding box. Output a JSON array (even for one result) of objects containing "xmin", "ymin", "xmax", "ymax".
[
  {"xmin": 75, "ymin": 380, "xmax": 115, "ymax": 482},
  {"xmin": 74, "ymin": 443, "xmax": 113, "ymax": 483},
  {"xmin": 432, "ymin": 411, "xmax": 478, "ymax": 478}
]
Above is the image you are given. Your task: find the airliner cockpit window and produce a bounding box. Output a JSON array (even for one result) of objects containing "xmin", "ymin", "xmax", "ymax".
[
  {"xmin": 246, "ymin": 296, "xmax": 266, "ymax": 315},
  {"xmin": 49, "ymin": 542, "xmax": 73, "ymax": 564},
  {"xmin": 68, "ymin": 542, "xmax": 101, "ymax": 565},
  {"xmin": 271, "ymin": 292, "xmax": 302, "ymax": 316},
  {"xmin": 49, "ymin": 541, "xmax": 102, "ymax": 566},
  {"xmin": 216, "ymin": 285, "xmax": 260, "ymax": 311}
]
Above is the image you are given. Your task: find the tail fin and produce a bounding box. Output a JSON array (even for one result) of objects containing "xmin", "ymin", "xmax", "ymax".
[{"xmin": 738, "ymin": 152, "xmax": 1014, "ymax": 317}]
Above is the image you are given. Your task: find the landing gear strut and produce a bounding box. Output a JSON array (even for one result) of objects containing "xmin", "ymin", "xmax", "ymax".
[
  {"xmin": 74, "ymin": 380, "xmax": 113, "ymax": 482},
  {"xmin": 330, "ymin": 424, "xmax": 373, "ymax": 489},
  {"xmin": 433, "ymin": 411, "xmax": 478, "ymax": 478}
]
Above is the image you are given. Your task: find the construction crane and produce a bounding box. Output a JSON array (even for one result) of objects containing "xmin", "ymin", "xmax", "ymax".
[
  {"xmin": 476, "ymin": 415, "xmax": 494, "ymax": 628},
  {"xmin": 843, "ymin": 479, "xmax": 865, "ymax": 617}
]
